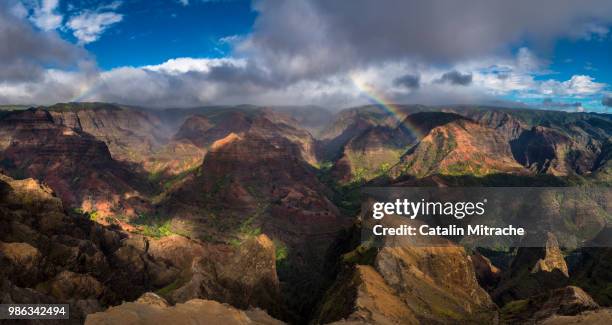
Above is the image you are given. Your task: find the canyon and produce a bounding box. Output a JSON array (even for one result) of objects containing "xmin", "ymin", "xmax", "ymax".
[{"xmin": 0, "ymin": 102, "xmax": 610, "ymax": 324}]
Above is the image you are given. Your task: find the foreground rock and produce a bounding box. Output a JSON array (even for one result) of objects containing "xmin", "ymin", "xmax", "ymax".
[
  {"xmin": 571, "ymin": 229, "xmax": 612, "ymax": 306},
  {"xmin": 540, "ymin": 308, "xmax": 612, "ymax": 324},
  {"xmin": 316, "ymin": 265, "xmax": 419, "ymax": 324},
  {"xmin": 501, "ymin": 286, "xmax": 602, "ymax": 324},
  {"xmin": 494, "ymin": 233, "xmax": 569, "ymax": 305},
  {"xmin": 471, "ymin": 252, "xmax": 502, "ymax": 292},
  {"xmin": 147, "ymin": 234, "xmax": 284, "ymax": 318},
  {"xmin": 316, "ymin": 216, "xmax": 497, "ymax": 324},
  {"xmin": 0, "ymin": 173, "xmax": 287, "ymax": 322},
  {"xmin": 0, "ymin": 174, "xmax": 179, "ymax": 322},
  {"xmin": 85, "ymin": 298, "xmax": 284, "ymax": 325}
]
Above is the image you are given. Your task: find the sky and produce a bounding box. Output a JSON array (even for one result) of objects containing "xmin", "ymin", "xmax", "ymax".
[{"xmin": 1, "ymin": 0, "xmax": 612, "ymax": 112}]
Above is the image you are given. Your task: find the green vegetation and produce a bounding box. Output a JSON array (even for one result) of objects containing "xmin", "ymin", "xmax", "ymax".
[
  {"xmin": 238, "ymin": 212, "xmax": 263, "ymax": 237},
  {"xmin": 344, "ymin": 148, "xmax": 403, "ymax": 182},
  {"xmin": 227, "ymin": 204, "xmax": 268, "ymax": 246},
  {"xmin": 445, "ymin": 161, "xmax": 485, "ymax": 176},
  {"xmin": 342, "ymin": 241, "xmax": 378, "ymax": 265},
  {"xmin": 500, "ymin": 299, "xmax": 531, "ymax": 322},
  {"xmin": 274, "ymin": 239, "xmax": 289, "ymax": 266},
  {"xmin": 140, "ymin": 220, "xmax": 174, "ymax": 238},
  {"xmin": 132, "ymin": 213, "xmax": 179, "ymax": 238},
  {"xmin": 315, "ymin": 161, "xmax": 334, "ymax": 170},
  {"xmin": 147, "ymin": 170, "xmax": 164, "ymax": 183},
  {"xmin": 204, "ymin": 175, "xmax": 231, "ymax": 201},
  {"xmin": 83, "ymin": 210, "xmax": 100, "ymax": 222},
  {"xmin": 315, "ymin": 160, "xmax": 362, "ymax": 216},
  {"xmin": 435, "ymin": 173, "xmax": 581, "ymax": 187},
  {"xmin": 351, "ymin": 167, "xmax": 368, "ymax": 183},
  {"xmin": 155, "ymin": 278, "xmax": 185, "ymax": 298},
  {"xmin": 228, "ymin": 238, "xmax": 242, "ymax": 247},
  {"xmin": 377, "ymin": 162, "xmax": 392, "ymax": 175},
  {"xmin": 149, "ymin": 166, "xmax": 201, "ymax": 204}
]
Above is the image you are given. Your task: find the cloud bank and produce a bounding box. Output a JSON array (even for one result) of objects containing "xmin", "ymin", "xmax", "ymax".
[
  {"xmin": 0, "ymin": 0, "xmax": 611, "ymax": 110},
  {"xmin": 0, "ymin": 1, "xmax": 88, "ymax": 83}
]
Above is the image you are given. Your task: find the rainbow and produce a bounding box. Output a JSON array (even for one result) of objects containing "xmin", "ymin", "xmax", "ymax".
[
  {"xmin": 68, "ymin": 70, "xmax": 118, "ymax": 103},
  {"xmin": 350, "ymin": 74, "xmax": 424, "ymax": 138}
]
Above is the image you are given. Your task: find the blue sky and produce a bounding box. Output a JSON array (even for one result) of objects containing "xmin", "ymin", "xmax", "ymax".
[
  {"xmin": 551, "ymin": 38, "xmax": 612, "ymax": 83},
  {"xmin": 63, "ymin": 0, "xmax": 256, "ymax": 69},
  {"xmin": 1, "ymin": 0, "xmax": 611, "ymax": 111}
]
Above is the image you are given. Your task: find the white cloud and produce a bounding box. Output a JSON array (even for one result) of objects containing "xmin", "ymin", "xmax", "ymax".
[
  {"xmin": 29, "ymin": 0, "xmax": 62, "ymax": 30},
  {"xmin": 219, "ymin": 34, "xmax": 243, "ymax": 45},
  {"xmin": 0, "ymin": 67, "xmax": 96, "ymax": 105},
  {"xmin": 1, "ymin": 0, "xmax": 610, "ymax": 111},
  {"xmin": 67, "ymin": 11, "xmax": 123, "ymax": 44},
  {"xmin": 539, "ymin": 75, "xmax": 606, "ymax": 97},
  {"xmin": 99, "ymin": 1, "xmax": 123, "ymax": 11},
  {"xmin": 142, "ymin": 57, "xmax": 246, "ymax": 75},
  {"xmin": 177, "ymin": 0, "xmax": 225, "ymax": 5},
  {"xmin": 1, "ymin": 48, "xmax": 608, "ymax": 110}
]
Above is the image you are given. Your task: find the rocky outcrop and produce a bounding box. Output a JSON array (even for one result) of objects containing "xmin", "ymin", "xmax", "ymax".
[
  {"xmin": 154, "ymin": 235, "xmax": 284, "ymax": 317},
  {"xmin": 0, "ymin": 108, "xmax": 153, "ymax": 217},
  {"xmin": 317, "ymin": 105, "xmax": 404, "ymax": 162},
  {"xmin": 0, "ymin": 174, "xmax": 178, "ymax": 322},
  {"xmin": 135, "ymin": 292, "xmax": 169, "ymax": 307},
  {"xmin": 0, "ymin": 173, "xmax": 286, "ymax": 322},
  {"xmin": 536, "ymin": 286, "xmax": 599, "ymax": 318},
  {"xmin": 173, "ymin": 109, "xmax": 318, "ymax": 165},
  {"xmin": 468, "ymin": 110, "xmax": 525, "ymax": 141},
  {"xmin": 511, "ymin": 125, "xmax": 604, "ymax": 176},
  {"xmin": 471, "ymin": 252, "xmax": 502, "ymax": 292},
  {"xmin": 0, "ymin": 241, "xmax": 43, "ymax": 285},
  {"xmin": 494, "ymin": 233, "xmax": 569, "ymax": 305},
  {"xmin": 317, "ymin": 216, "xmax": 497, "ymax": 324},
  {"xmin": 147, "ymin": 235, "xmax": 209, "ymax": 270},
  {"xmin": 392, "ymin": 117, "xmax": 525, "ymax": 178},
  {"xmin": 47, "ymin": 103, "xmax": 169, "ymax": 165},
  {"xmin": 570, "ymin": 246, "xmax": 612, "ymax": 306},
  {"xmin": 85, "ymin": 298, "xmax": 284, "ymax": 325},
  {"xmin": 267, "ymin": 106, "xmax": 334, "ymax": 137},
  {"xmin": 331, "ymin": 126, "xmax": 414, "ymax": 183},
  {"xmin": 316, "ymin": 265, "xmax": 419, "ymax": 324},
  {"xmin": 162, "ymin": 131, "xmax": 348, "ymax": 322},
  {"xmin": 500, "ymin": 286, "xmax": 600, "ymax": 324},
  {"xmin": 540, "ymin": 308, "xmax": 612, "ymax": 324},
  {"xmin": 164, "ymin": 132, "xmax": 346, "ymax": 246},
  {"xmin": 374, "ymin": 243, "xmax": 496, "ymax": 323},
  {"xmin": 174, "ymin": 112, "xmax": 248, "ymax": 148}
]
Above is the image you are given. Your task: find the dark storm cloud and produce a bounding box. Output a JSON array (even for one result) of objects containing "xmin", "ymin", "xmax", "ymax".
[
  {"xmin": 242, "ymin": 0, "xmax": 612, "ymax": 79},
  {"xmin": 436, "ymin": 71, "xmax": 473, "ymax": 86},
  {"xmin": 0, "ymin": 2, "xmax": 87, "ymax": 83},
  {"xmin": 393, "ymin": 74, "xmax": 420, "ymax": 89},
  {"xmin": 603, "ymin": 96, "xmax": 612, "ymax": 107}
]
